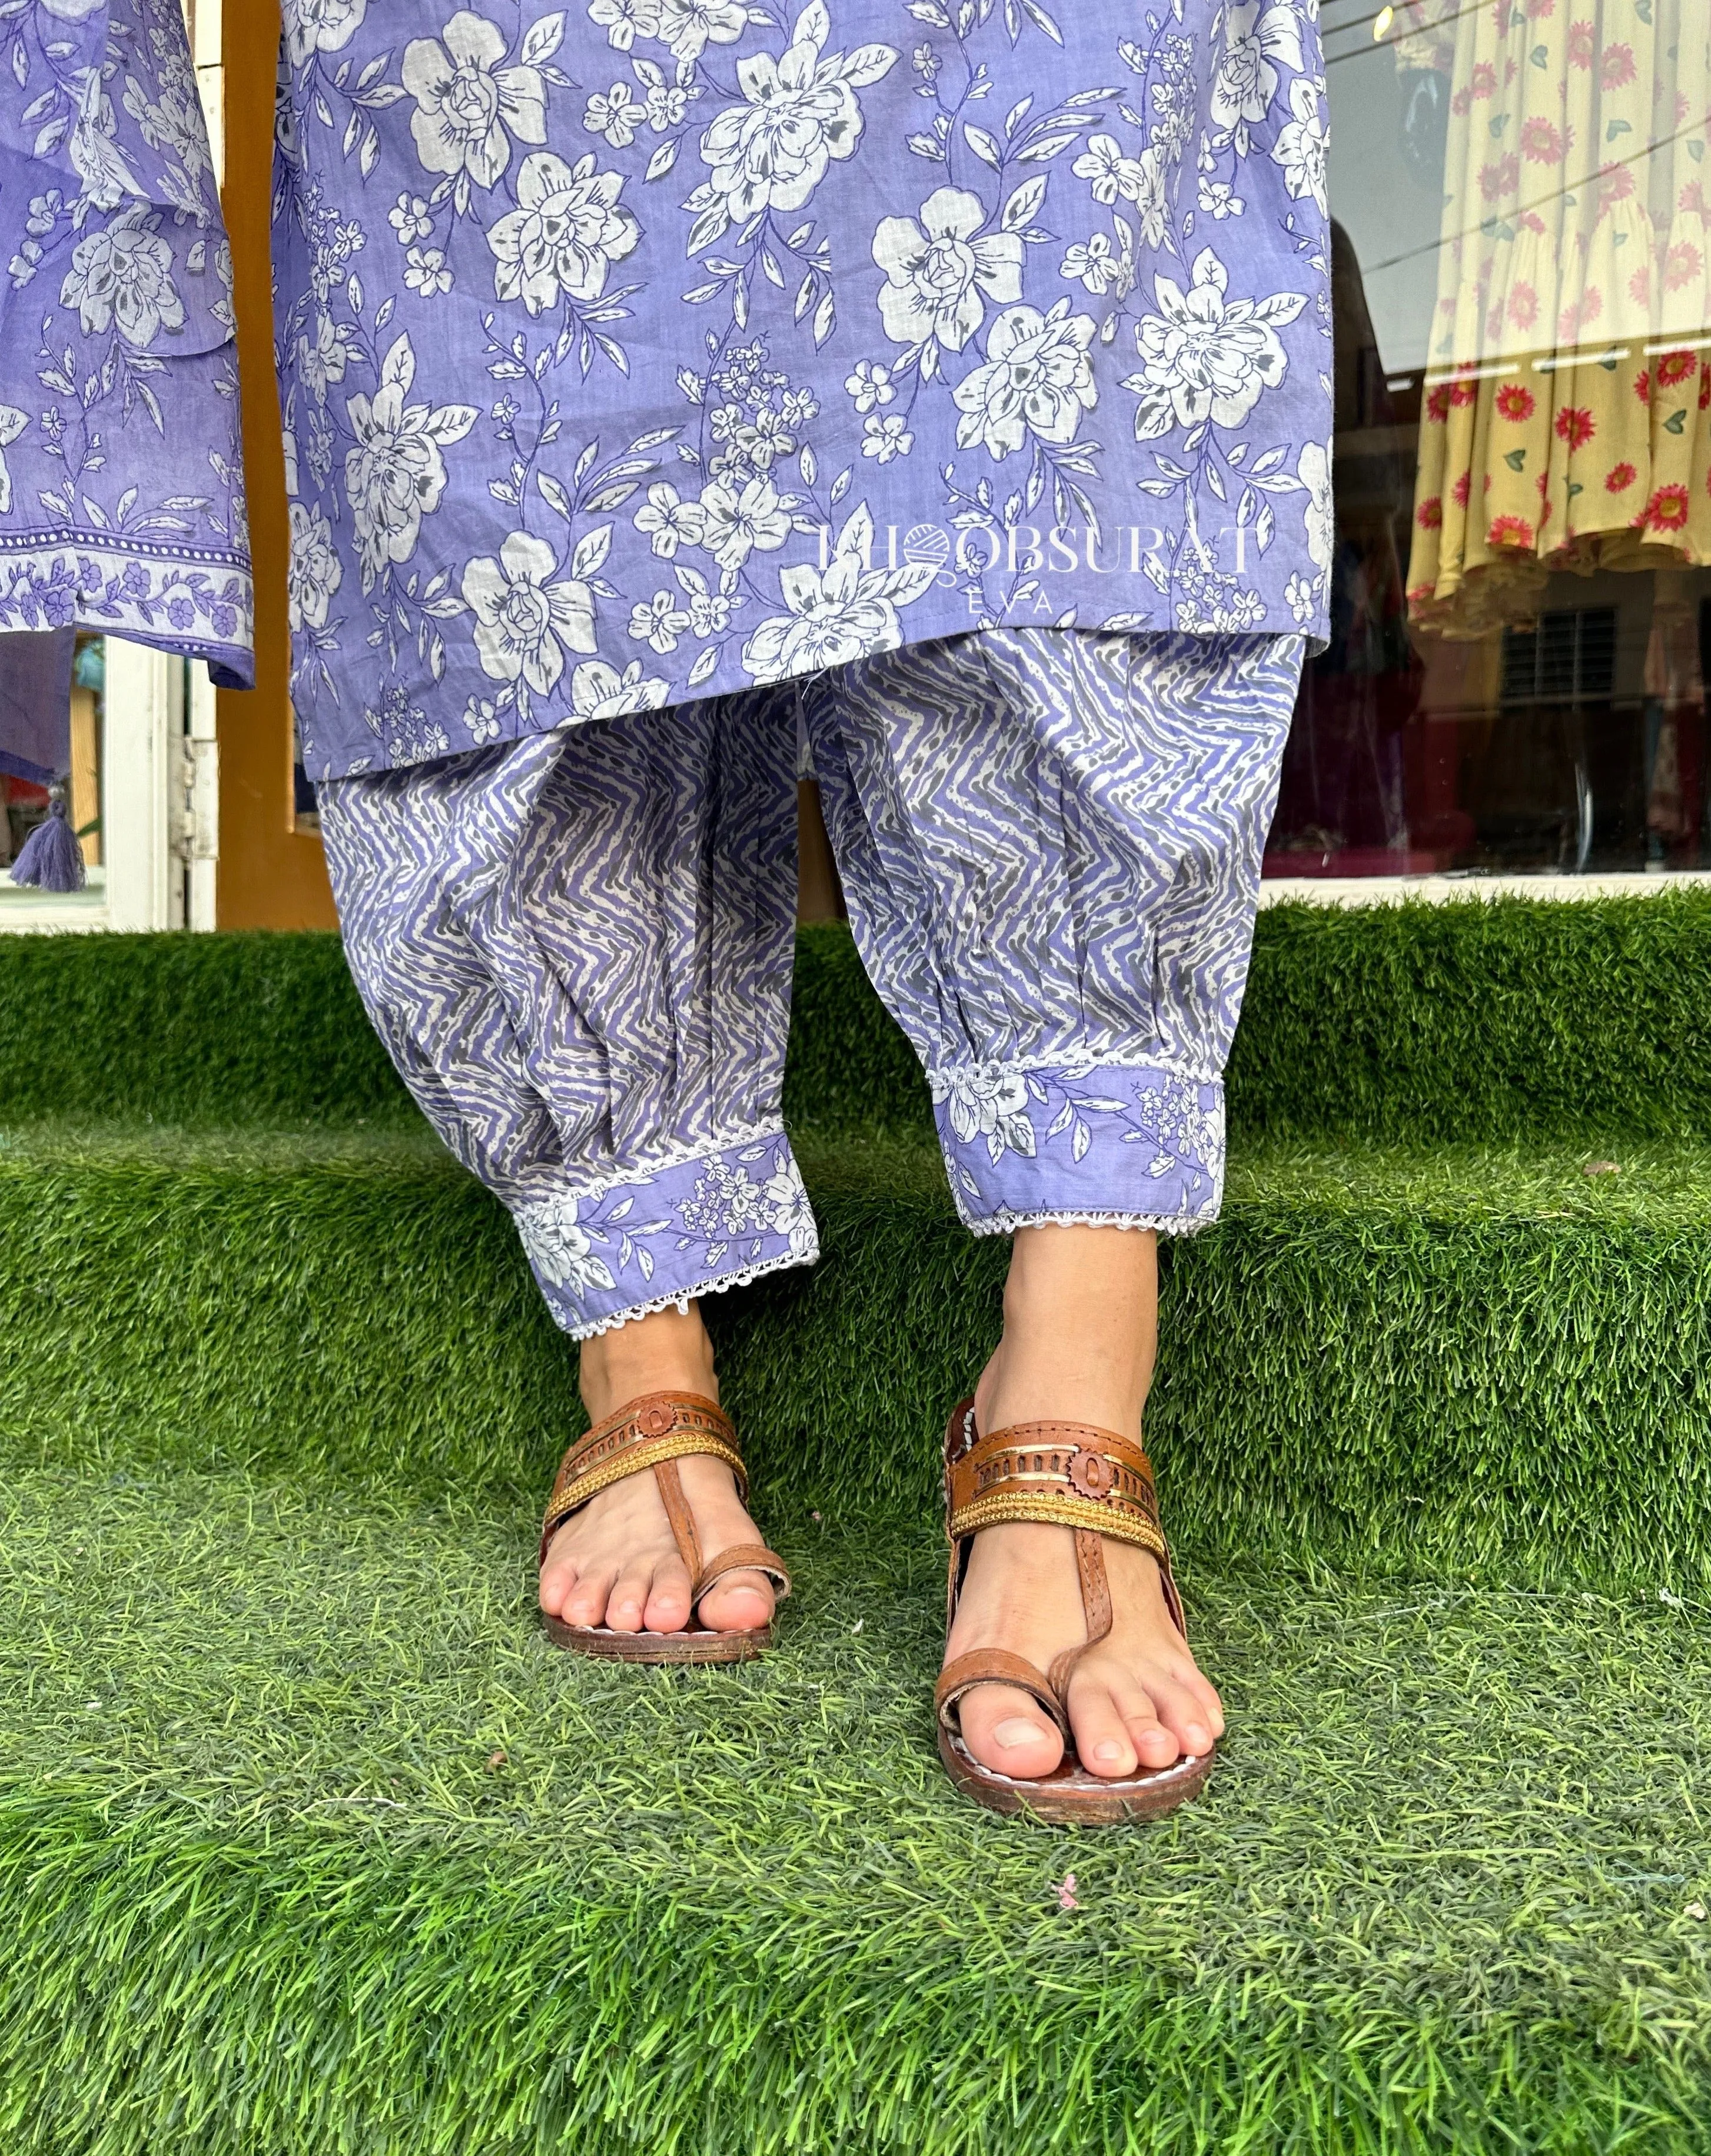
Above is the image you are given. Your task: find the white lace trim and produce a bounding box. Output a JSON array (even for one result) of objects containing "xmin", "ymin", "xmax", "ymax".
[
  {"xmin": 560, "ymin": 1234, "xmax": 820, "ymax": 1341},
  {"xmin": 925, "ymin": 1052, "xmax": 1220, "ymax": 1087},
  {"xmin": 963, "ymin": 1206, "xmax": 1219, "ymax": 1241}
]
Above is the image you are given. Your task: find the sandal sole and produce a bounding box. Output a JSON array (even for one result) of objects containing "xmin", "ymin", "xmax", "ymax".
[
  {"xmin": 938, "ymin": 1725, "xmax": 1214, "ymax": 1824},
  {"xmin": 542, "ymin": 1614, "xmax": 772, "ymax": 1664}
]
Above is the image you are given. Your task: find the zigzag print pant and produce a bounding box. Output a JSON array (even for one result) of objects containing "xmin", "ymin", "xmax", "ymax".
[{"xmin": 318, "ymin": 629, "xmax": 1304, "ymax": 1338}]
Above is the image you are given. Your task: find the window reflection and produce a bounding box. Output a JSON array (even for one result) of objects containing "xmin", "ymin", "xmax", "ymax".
[{"xmin": 1271, "ymin": 0, "xmax": 1711, "ymax": 876}]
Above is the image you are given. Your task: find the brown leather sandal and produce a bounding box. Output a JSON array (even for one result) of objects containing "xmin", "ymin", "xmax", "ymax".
[
  {"xmin": 935, "ymin": 1398, "xmax": 1215, "ymax": 1823},
  {"xmin": 539, "ymin": 1390, "xmax": 790, "ymax": 1664}
]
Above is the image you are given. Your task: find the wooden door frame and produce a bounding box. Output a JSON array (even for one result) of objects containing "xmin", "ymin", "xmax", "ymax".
[{"xmin": 212, "ymin": 0, "xmax": 337, "ymax": 929}]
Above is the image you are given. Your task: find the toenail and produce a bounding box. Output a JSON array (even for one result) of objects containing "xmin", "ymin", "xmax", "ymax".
[
  {"xmin": 1185, "ymin": 1725, "xmax": 1210, "ymax": 1750},
  {"xmin": 1094, "ymin": 1740, "xmax": 1127, "ymax": 1763},
  {"xmin": 994, "ymin": 1718, "xmax": 1044, "ymax": 1750}
]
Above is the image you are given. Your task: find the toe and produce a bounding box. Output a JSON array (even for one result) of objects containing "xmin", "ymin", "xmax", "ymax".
[
  {"xmin": 1067, "ymin": 1679, "xmax": 1142, "ymax": 1780},
  {"xmin": 603, "ymin": 1562, "xmax": 656, "ymax": 1634},
  {"xmin": 559, "ymin": 1560, "xmax": 619, "ymax": 1630},
  {"xmin": 539, "ymin": 1555, "xmax": 575, "ymax": 1619},
  {"xmin": 955, "ymin": 1682, "xmax": 1065, "ymax": 1780},
  {"xmin": 1148, "ymin": 1672, "xmax": 1217, "ymax": 1759},
  {"xmin": 696, "ymin": 1567, "xmax": 774, "ymax": 1635},
  {"xmin": 1112, "ymin": 1686, "xmax": 1183, "ymax": 1769},
  {"xmin": 642, "ymin": 1554, "xmax": 694, "ymax": 1634},
  {"xmin": 539, "ymin": 1524, "xmax": 581, "ymax": 1616}
]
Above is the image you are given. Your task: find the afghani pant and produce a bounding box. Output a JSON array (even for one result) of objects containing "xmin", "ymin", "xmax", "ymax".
[{"xmin": 318, "ymin": 629, "xmax": 1303, "ymax": 1338}]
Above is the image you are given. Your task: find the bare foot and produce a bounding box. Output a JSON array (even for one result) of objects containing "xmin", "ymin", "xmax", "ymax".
[
  {"xmin": 943, "ymin": 1225, "xmax": 1225, "ymax": 1780},
  {"xmin": 538, "ymin": 1303, "xmax": 776, "ymax": 1636}
]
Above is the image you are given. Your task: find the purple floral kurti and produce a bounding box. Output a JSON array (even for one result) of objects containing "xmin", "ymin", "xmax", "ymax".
[
  {"xmin": 275, "ymin": 0, "xmax": 1332, "ymax": 779},
  {"xmin": 0, "ymin": 1, "xmax": 253, "ymax": 685}
]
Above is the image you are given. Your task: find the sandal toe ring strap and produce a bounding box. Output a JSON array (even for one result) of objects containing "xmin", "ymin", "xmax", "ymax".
[{"xmin": 936, "ymin": 1647, "xmax": 1070, "ymax": 1740}]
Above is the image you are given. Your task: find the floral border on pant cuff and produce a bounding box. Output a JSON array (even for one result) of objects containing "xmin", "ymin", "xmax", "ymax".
[
  {"xmin": 512, "ymin": 1129, "xmax": 818, "ymax": 1339},
  {"xmin": 931, "ymin": 1059, "xmax": 1224, "ymax": 1235}
]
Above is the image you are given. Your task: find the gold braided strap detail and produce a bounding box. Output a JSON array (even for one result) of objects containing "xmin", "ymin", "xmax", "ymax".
[
  {"xmin": 944, "ymin": 1416, "xmax": 1168, "ymax": 1564},
  {"xmin": 540, "ymin": 1392, "xmax": 746, "ymax": 1565}
]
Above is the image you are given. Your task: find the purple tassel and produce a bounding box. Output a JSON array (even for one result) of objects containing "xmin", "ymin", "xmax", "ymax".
[{"xmin": 10, "ymin": 792, "xmax": 86, "ymax": 892}]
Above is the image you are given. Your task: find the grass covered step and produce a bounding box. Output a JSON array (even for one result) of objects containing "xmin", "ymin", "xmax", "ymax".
[
  {"xmin": 1, "ymin": 1461, "xmax": 1707, "ymax": 2156},
  {"xmin": 2, "ymin": 1121, "xmax": 1707, "ymax": 1591},
  {"xmin": 2, "ymin": 891, "xmax": 1710, "ymax": 1140}
]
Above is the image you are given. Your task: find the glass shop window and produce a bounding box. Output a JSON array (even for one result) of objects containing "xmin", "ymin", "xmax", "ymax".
[
  {"xmin": 1271, "ymin": 0, "xmax": 1711, "ymax": 878},
  {"xmin": 0, "ymin": 630, "xmax": 104, "ymax": 908}
]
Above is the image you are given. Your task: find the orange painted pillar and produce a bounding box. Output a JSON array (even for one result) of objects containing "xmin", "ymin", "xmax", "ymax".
[{"xmin": 214, "ymin": 0, "xmax": 337, "ymax": 929}]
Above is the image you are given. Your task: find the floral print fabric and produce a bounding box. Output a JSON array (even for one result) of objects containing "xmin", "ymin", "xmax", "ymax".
[
  {"xmin": 0, "ymin": 1, "xmax": 253, "ymax": 682},
  {"xmin": 1407, "ymin": 0, "xmax": 1711, "ymax": 636},
  {"xmin": 275, "ymin": 0, "xmax": 1333, "ymax": 780},
  {"xmin": 317, "ymin": 624, "xmax": 1302, "ymax": 1337}
]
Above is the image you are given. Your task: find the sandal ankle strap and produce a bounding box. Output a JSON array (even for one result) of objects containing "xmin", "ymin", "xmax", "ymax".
[
  {"xmin": 540, "ymin": 1391, "xmax": 747, "ymax": 1566},
  {"xmin": 943, "ymin": 1409, "xmax": 1169, "ymax": 1566}
]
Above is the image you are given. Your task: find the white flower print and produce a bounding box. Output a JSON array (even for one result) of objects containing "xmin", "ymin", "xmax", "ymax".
[
  {"xmin": 697, "ymin": 2, "xmax": 896, "ymax": 227},
  {"xmin": 932, "ymin": 1065, "xmax": 1036, "ymax": 1164},
  {"xmin": 517, "ymin": 1196, "xmax": 616, "ymax": 1299},
  {"xmin": 1059, "ymin": 232, "xmax": 1128, "ymax": 298},
  {"xmin": 952, "ymin": 301, "xmax": 1098, "ymax": 460},
  {"xmin": 741, "ymin": 503, "xmax": 935, "ymax": 683},
  {"xmin": 343, "ymin": 335, "xmax": 477, "ymax": 590},
  {"xmin": 862, "ymin": 413, "xmax": 912, "ymax": 462},
  {"xmin": 1071, "ymin": 137, "xmax": 1167, "ymax": 247},
  {"xmin": 59, "ymin": 207, "xmax": 183, "ymax": 346},
  {"xmin": 66, "ymin": 71, "xmax": 138, "ymax": 212},
  {"xmin": 588, "ymin": 0, "xmax": 660, "ymax": 52},
  {"xmin": 1298, "ymin": 440, "xmax": 1334, "ymax": 572},
  {"xmin": 404, "ymin": 246, "xmax": 454, "ymax": 296},
  {"xmin": 685, "ymin": 585, "xmax": 729, "ymax": 637},
  {"xmin": 871, "ymin": 186, "xmax": 1022, "ymax": 353},
  {"xmin": 633, "ymin": 481, "xmax": 706, "ymax": 558},
  {"xmin": 0, "ymin": 406, "xmax": 28, "ymax": 517},
  {"xmin": 644, "ymin": 82, "xmax": 687, "ymax": 131},
  {"xmin": 698, "ymin": 473, "xmax": 792, "ymax": 571},
  {"xmin": 390, "ymin": 194, "xmax": 435, "ymax": 242},
  {"xmin": 659, "ymin": 0, "xmax": 747, "ymax": 64},
  {"xmin": 282, "ymin": 0, "xmax": 368, "ymax": 69},
  {"xmin": 761, "ymin": 1158, "xmax": 816, "ymax": 1259},
  {"xmin": 488, "ymin": 152, "xmax": 640, "ymax": 312},
  {"xmin": 1123, "ymin": 249, "xmax": 1303, "ymax": 441},
  {"xmin": 569, "ymin": 659, "xmax": 671, "ymax": 717},
  {"xmin": 627, "ymin": 589, "xmax": 691, "ymax": 652},
  {"xmin": 845, "ymin": 360, "xmax": 894, "ymax": 411},
  {"xmin": 1271, "ymin": 76, "xmax": 1327, "ymax": 216},
  {"xmin": 1284, "ymin": 570, "xmax": 1316, "ymax": 626},
  {"xmin": 402, "ymin": 10, "xmax": 547, "ymax": 192},
  {"xmin": 297, "ymin": 310, "xmax": 358, "ymax": 401},
  {"xmin": 1210, "ymin": 2, "xmax": 1304, "ymax": 136},
  {"xmin": 286, "ymin": 499, "xmax": 343, "ymax": 630},
  {"xmin": 584, "ymin": 82, "xmax": 642, "ymax": 148},
  {"xmin": 461, "ymin": 529, "xmax": 597, "ymax": 692},
  {"xmin": 1198, "ymin": 178, "xmax": 1244, "ymax": 221},
  {"xmin": 464, "ymin": 695, "xmax": 502, "ymax": 741},
  {"xmin": 122, "ymin": 61, "xmax": 214, "ymax": 193}
]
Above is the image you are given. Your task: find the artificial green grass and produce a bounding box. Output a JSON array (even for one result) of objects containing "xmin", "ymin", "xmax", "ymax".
[
  {"xmin": 4, "ymin": 1118, "xmax": 1710, "ymax": 1591},
  {"xmin": 1, "ymin": 1461, "xmax": 1709, "ymax": 2155},
  {"xmin": 5, "ymin": 901, "xmax": 1711, "ymax": 2152},
  {"xmin": 5, "ymin": 890, "xmax": 1711, "ymax": 1140}
]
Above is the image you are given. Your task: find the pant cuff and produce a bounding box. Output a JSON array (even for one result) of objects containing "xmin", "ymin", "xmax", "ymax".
[
  {"xmin": 929, "ymin": 1059, "xmax": 1225, "ymax": 1238},
  {"xmin": 511, "ymin": 1129, "xmax": 819, "ymax": 1340}
]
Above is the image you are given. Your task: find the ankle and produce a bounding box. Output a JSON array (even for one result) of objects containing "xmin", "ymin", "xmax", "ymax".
[
  {"xmin": 577, "ymin": 1303, "xmax": 717, "ymax": 1425},
  {"xmin": 975, "ymin": 1224, "xmax": 1160, "ymax": 1440}
]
